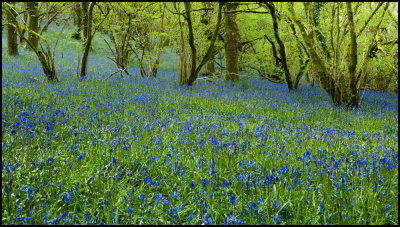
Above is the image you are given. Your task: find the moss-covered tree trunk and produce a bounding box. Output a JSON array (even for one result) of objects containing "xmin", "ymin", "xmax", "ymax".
[
  {"xmin": 6, "ymin": 2, "xmax": 19, "ymax": 56},
  {"xmin": 224, "ymin": 3, "xmax": 240, "ymax": 82},
  {"xmin": 81, "ymin": 2, "xmax": 89, "ymax": 45},
  {"xmin": 148, "ymin": 36, "xmax": 169, "ymax": 78},
  {"xmin": 288, "ymin": 3, "xmax": 344, "ymax": 105},
  {"xmin": 346, "ymin": 3, "xmax": 359, "ymax": 108},
  {"xmin": 201, "ymin": 3, "xmax": 216, "ymax": 74},
  {"xmin": 71, "ymin": 3, "xmax": 82, "ymax": 40},
  {"xmin": 20, "ymin": 2, "xmax": 28, "ymax": 44},
  {"xmin": 26, "ymin": 2, "xmax": 39, "ymax": 51}
]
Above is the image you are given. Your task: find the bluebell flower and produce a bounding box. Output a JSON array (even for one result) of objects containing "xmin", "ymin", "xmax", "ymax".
[
  {"xmin": 190, "ymin": 180, "xmax": 195, "ymax": 190},
  {"xmin": 77, "ymin": 152, "xmax": 84, "ymax": 161},
  {"xmin": 230, "ymin": 195, "xmax": 236, "ymax": 206},
  {"xmin": 139, "ymin": 193, "xmax": 145, "ymax": 202},
  {"xmin": 202, "ymin": 179, "xmax": 208, "ymax": 188},
  {"xmin": 187, "ymin": 212, "xmax": 195, "ymax": 224}
]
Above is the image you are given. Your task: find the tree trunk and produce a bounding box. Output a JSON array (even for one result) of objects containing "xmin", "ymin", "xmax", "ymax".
[
  {"xmin": 26, "ymin": 2, "xmax": 39, "ymax": 51},
  {"xmin": 82, "ymin": 2, "xmax": 89, "ymax": 45},
  {"xmin": 224, "ymin": 3, "xmax": 240, "ymax": 82},
  {"xmin": 184, "ymin": 2, "xmax": 197, "ymax": 86},
  {"xmin": 206, "ymin": 56, "xmax": 215, "ymax": 73},
  {"xmin": 20, "ymin": 2, "xmax": 28, "ymax": 43},
  {"xmin": 201, "ymin": 3, "xmax": 216, "ymax": 74},
  {"xmin": 265, "ymin": 2, "xmax": 293, "ymax": 90},
  {"xmin": 80, "ymin": 2, "xmax": 95, "ymax": 78},
  {"xmin": 148, "ymin": 36, "xmax": 169, "ymax": 77},
  {"xmin": 346, "ymin": 2, "xmax": 359, "ymax": 108},
  {"xmin": 6, "ymin": 2, "xmax": 19, "ymax": 56},
  {"xmin": 71, "ymin": 3, "xmax": 82, "ymax": 40},
  {"xmin": 288, "ymin": 3, "xmax": 343, "ymax": 105},
  {"xmin": 294, "ymin": 59, "xmax": 309, "ymax": 89}
]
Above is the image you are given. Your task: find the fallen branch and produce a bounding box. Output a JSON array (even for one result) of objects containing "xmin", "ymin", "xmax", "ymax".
[
  {"xmin": 29, "ymin": 76, "xmax": 43, "ymax": 85},
  {"xmin": 105, "ymin": 66, "xmax": 129, "ymax": 80}
]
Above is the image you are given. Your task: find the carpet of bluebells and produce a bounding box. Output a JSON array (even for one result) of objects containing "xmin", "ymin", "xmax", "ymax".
[{"xmin": 2, "ymin": 25, "xmax": 398, "ymax": 225}]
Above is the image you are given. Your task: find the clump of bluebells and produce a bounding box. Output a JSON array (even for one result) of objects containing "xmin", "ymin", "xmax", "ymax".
[{"xmin": 2, "ymin": 25, "xmax": 398, "ymax": 225}]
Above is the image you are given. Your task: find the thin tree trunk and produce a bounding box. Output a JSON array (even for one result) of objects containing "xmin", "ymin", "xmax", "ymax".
[{"xmin": 265, "ymin": 2, "xmax": 293, "ymax": 90}]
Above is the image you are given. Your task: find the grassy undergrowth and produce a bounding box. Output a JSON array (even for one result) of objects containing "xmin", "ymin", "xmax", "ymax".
[{"xmin": 2, "ymin": 25, "xmax": 398, "ymax": 225}]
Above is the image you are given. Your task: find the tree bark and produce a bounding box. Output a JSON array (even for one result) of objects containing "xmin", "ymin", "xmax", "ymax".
[
  {"xmin": 80, "ymin": 2, "xmax": 95, "ymax": 78},
  {"xmin": 148, "ymin": 36, "xmax": 169, "ymax": 78},
  {"xmin": 20, "ymin": 2, "xmax": 28, "ymax": 43},
  {"xmin": 201, "ymin": 3, "xmax": 216, "ymax": 74},
  {"xmin": 6, "ymin": 2, "xmax": 19, "ymax": 56},
  {"xmin": 288, "ymin": 2, "xmax": 343, "ymax": 105},
  {"xmin": 71, "ymin": 3, "xmax": 82, "ymax": 40},
  {"xmin": 82, "ymin": 2, "xmax": 89, "ymax": 45},
  {"xmin": 178, "ymin": 3, "xmax": 223, "ymax": 86},
  {"xmin": 346, "ymin": 2, "xmax": 358, "ymax": 108},
  {"xmin": 26, "ymin": 2, "xmax": 39, "ymax": 51},
  {"xmin": 184, "ymin": 2, "xmax": 197, "ymax": 86},
  {"xmin": 225, "ymin": 3, "xmax": 240, "ymax": 82},
  {"xmin": 265, "ymin": 2, "xmax": 293, "ymax": 90}
]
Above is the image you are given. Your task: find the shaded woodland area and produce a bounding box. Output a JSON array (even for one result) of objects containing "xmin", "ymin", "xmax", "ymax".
[{"xmin": 3, "ymin": 2, "xmax": 398, "ymax": 107}]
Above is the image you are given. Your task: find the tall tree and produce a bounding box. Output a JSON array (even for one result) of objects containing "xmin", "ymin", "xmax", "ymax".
[
  {"xmin": 178, "ymin": 2, "xmax": 224, "ymax": 86},
  {"xmin": 4, "ymin": 2, "xmax": 61, "ymax": 81},
  {"xmin": 80, "ymin": 2, "xmax": 95, "ymax": 78},
  {"xmin": 26, "ymin": 2, "xmax": 39, "ymax": 51},
  {"xmin": 5, "ymin": 2, "xmax": 19, "ymax": 56},
  {"xmin": 224, "ymin": 3, "xmax": 240, "ymax": 82},
  {"xmin": 288, "ymin": 2, "xmax": 390, "ymax": 108}
]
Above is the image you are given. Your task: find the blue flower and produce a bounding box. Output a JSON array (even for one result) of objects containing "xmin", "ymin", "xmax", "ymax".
[
  {"xmin": 77, "ymin": 152, "xmax": 84, "ymax": 161},
  {"xmin": 202, "ymin": 179, "xmax": 208, "ymax": 188},
  {"xmin": 187, "ymin": 212, "xmax": 195, "ymax": 224},
  {"xmin": 230, "ymin": 195, "xmax": 236, "ymax": 206},
  {"xmin": 127, "ymin": 206, "xmax": 133, "ymax": 215}
]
